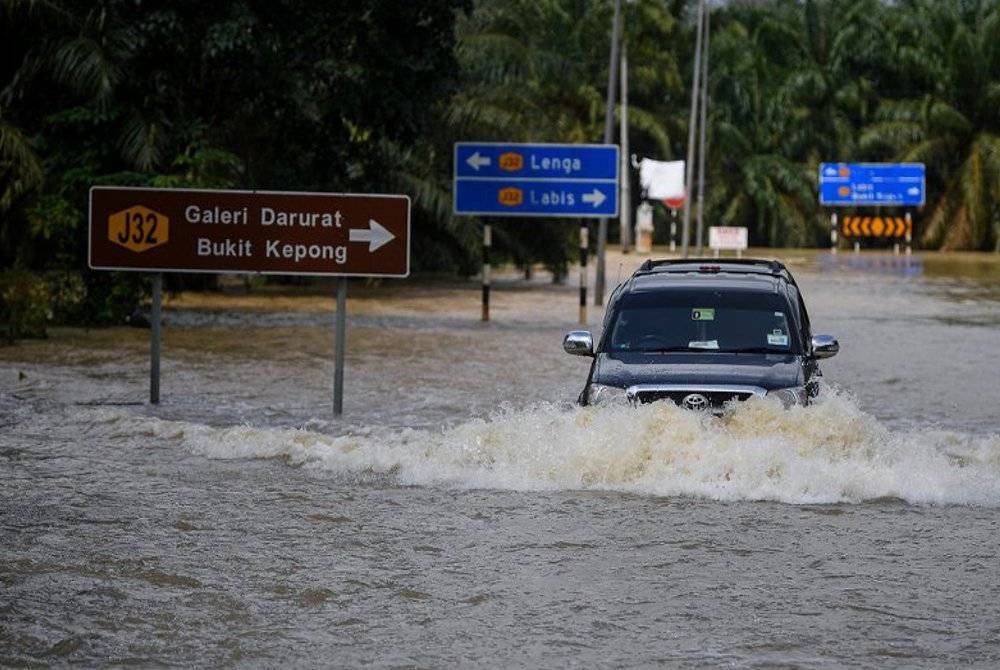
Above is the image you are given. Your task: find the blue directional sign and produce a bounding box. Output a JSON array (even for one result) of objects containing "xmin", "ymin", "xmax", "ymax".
[
  {"xmin": 454, "ymin": 142, "xmax": 618, "ymax": 218},
  {"xmin": 819, "ymin": 163, "xmax": 925, "ymax": 207}
]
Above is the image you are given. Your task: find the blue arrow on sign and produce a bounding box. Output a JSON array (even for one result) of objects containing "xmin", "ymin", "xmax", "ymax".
[
  {"xmin": 454, "ymin": 142, "xmax": 618, "ymax": 218},
  {"xmin": 819, "ymin": 163, "xmax": 925, "ymax": 207}
]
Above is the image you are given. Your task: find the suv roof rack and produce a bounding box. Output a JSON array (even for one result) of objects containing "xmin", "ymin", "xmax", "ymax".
[{"xmin": 632, "ymin": 258, "xmax": 799, "ymax": 287}]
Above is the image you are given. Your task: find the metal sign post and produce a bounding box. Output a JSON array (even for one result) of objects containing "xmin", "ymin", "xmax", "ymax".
[
  {"xmin": 905, "ymin": 212, "xmax": 913, "ymax": 256},
  {"xmin": 670, "ymin": 209, "xmax": 678, "ymax": 252},
  {"xmin": 579, "ymin": 226, "xmax": 588, "ymax": 324},
  {"xmin": 682, "ymin": 0, "xmax": 707, "ymax": 259},
  {"xmin": 333, "ymin": 278, "xmax": 347, "ymax": 416},
  {"xmin": 89, "ymin": 186, "xmax": 410, "ymax": 416},
  {"xmin": 597, "ymin": 0, "xmax": 622, "ymax": 305},
  {"xmin": 150, "ymin": 273, "xmax": 162, "ymax": 404},
  {"xmin": 830, "ymin": 213, "xmax": 838, "ymax": 254},
  {"xmin": 619, "ymin": 43, "xmax": 631, "ymax": 254},
  {"xmin": 482, "ymin": 224, "xmax": 491, "ymax": 322}
]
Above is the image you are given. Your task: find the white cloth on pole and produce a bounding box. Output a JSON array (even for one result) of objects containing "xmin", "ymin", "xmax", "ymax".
[{"xmin": 639, "ymin": 159, "xmax": 685, "ymax": 200}]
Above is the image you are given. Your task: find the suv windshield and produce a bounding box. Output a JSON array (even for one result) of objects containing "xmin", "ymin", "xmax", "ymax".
[{"xmin": 607, "ymin": 288, "xmax": 801, "ymax": 354}]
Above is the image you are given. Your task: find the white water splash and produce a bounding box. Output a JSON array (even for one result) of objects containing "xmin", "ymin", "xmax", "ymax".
[{"xmin": 89, "ymin": 391, "xmax": 1000, "ymax": 506}]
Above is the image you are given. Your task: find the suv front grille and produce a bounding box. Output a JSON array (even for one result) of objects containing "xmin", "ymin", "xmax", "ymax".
[
  {"xmin": 633, "ymin": 390, "xmax": 754, "ymax": 408},
  {"xmin": 625, "ymin": 384, "xmax": 768, "ymax": 410}
]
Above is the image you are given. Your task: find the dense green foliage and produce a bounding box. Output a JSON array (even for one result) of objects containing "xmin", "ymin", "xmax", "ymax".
[
  {"xmin": 676, "ymin": 0, "xmax": 999, "ymax": 251},
  {"xmin": 1, "ymin": 0, "xmax": 470, "ymax": 335},
  {"xmin": 2, "ymin": 0, "xmax": 999, "ymax": 336}
]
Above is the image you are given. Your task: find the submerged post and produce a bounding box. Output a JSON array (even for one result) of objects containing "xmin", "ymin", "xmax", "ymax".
[
  {"xmin": 905, "ymin": 212, "xmax": 913, "ymax": 256},
  {"xmin": 333, "ymin": 278, "xmax": 347, "ymax": 416},
  {"xmin": 482, "ymin": 223, "xmax": 491, "ymax": 322},
  {"xmin": 579, "ymin": 225, "xmax": 588, "ymax": 324},
  {"xmin": 150, "ymin": 273, "xmax": 162, "ymax": 404},
  {"xmin": 671, "ymin": 209, "xmax": 678, "ymax": 252},
  {"xmin": 830, "ymin": 212, "xmax": 838, "ymax": 254}
]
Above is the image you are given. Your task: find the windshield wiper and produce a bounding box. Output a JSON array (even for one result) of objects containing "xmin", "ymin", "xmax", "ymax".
[
  {"xmin": 627, "ymin": 346, "xmax": 794, "ymax": 354},
  {"xmin": 714, "ymin": 347, "xmax": 792, "ymax": 355}
]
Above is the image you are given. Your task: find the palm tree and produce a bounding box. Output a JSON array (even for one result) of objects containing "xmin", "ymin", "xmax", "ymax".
[
  {"xmin": 763, "ymin": 0, "xmax": 886, "ymax": 164},
  {"xmin": 861, "ymin": 0, "xmax": 1000, "ymax": 251},
  {"xmin": 0, "ymin": 115, "xmax": 42, "ymax": 218},
  {"xmin": 706, "ymin": 10, "xmax": 817, "ymax": 247},
  {"xmin": 1, "ymin": 1, "xmax": 58, "ymax": 226},
  {"xmin": 395, "ymin": 0, "xmax": 682, "ymax": 275},
  {"xmin": 1, "ymin": 0, "xmax": 159, "ymax": 270}
]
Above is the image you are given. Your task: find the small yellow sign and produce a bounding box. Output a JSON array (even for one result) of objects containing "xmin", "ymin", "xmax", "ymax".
[
  {"xmin": 498, "ymin": 187, "xmax": 523, "ymax": 207},
  {"xmin": 108, "ymin": 205, "xmax": 169, "ymax": 253},
  {"xmin": 499, "ymin": 152, "xmax": 524, "ymax": 171}
]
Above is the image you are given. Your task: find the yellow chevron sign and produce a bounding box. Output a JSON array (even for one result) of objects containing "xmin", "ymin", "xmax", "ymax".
[{"xmin": 841, "ymin": 216, "xmax": 911, "ymax": 238}]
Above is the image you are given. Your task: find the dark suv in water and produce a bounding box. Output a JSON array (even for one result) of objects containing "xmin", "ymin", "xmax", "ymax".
[{"xmin": 563, "ymin": 259, "xmax": 839, "ymax": 410}]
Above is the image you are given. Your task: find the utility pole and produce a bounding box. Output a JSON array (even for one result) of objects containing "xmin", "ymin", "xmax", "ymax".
[
  {"xmin": 620, "ymin": 41, "xmax": 631, "ymax": 253},
  {"xmin": 682, "ymin": 0, "xmax": 705, "ymax": 259},
  {"xmin": 695, "ymin": 1, "xmax": 711, "ymax": 254},
  {"xmin": 596, "ymin": 0, "xmax": 622, "ymax": 305}
]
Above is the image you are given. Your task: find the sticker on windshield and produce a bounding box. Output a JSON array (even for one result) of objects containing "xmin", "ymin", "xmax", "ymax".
[
  {"xmin": 767, "ymin": 331, "xmax": 789, "ymax": 346},
  {"xmin": 688, "ymin": 339, "xmax": 719, "ymax": 349},
  {"xmin": 691, "ymin": 308, "xmax": 715, "ymax": 321}
]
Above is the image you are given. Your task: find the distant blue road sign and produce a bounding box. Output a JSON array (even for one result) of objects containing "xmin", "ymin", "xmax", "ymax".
[
  {"xmin": 819, "ymin": 163, "xmax": 925, "ymax": 207},
  {"xmin": 454, "ymin": 142, "xmax": 618, "ymax": 218}
]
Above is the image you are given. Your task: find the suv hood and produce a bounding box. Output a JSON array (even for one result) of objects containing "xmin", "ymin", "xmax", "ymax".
[{"xmin": 591, "ymin": 352, "xmax": 804, "ymax": 391}]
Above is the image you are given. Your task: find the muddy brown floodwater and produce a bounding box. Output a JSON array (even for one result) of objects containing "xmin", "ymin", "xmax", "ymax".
[{"xmin": 2, "ymin": 250, "xmax": 999, "ymax": 667}]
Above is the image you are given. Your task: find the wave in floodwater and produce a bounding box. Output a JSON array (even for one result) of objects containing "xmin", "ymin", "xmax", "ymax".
[{"xmin": 92, "ymin": 392, "xmax": 1000, "ymax": 506}]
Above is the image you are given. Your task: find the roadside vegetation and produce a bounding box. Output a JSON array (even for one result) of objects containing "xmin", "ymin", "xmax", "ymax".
[{"xmin": 1, "ymin": 0, "xmax": 998, "ymax": 338}]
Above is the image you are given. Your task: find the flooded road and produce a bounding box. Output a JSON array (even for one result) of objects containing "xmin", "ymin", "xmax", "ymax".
[{"xmin": 2, "ymin": 251, "xmax": 999, "ymax": 667}]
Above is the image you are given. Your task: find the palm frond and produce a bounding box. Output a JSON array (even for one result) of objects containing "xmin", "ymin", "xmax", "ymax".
[
  {"xmin": 51, "ymin": 35, "xmax": 121, "ymax": 103},
  {"xmin": 900, "ymin": 137, "xmax": 955, "ymax": 168},
  {"xmin": 622, "ymin": 105, "xmax": 671, "ymax": 159},
  {"xmin": 118, "ymin": 111, "xmax": 163, "ymax": 171},
  {"xmin": 859, "ymin": 120, "xmax": 924, "ymax": 155},
  {"xmin": 0, "ymin": 118, "xmax": 43, "ymax": 210},
  {"xmin": 927, "ymin": 101, "xmax": 971, "ymax": 137},
  {"xmin": 457, "ymin": 32, "xmax": 531, "ymax": 85}
]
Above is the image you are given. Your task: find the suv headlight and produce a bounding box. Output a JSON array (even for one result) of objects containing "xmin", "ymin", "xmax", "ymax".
[
  {"xmin": 766, "ymin": 386, "xmax": 807, "ymax": 408},
  {"xmin": 587, "ymin": 383, "xmax": 631, "ymax": 406}
]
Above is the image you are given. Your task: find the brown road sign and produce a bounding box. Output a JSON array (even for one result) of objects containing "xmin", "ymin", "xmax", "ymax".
[
  {"xmin": 89, "ymin": 187, "xmax": 410, "ymax": 277},
  {"xmin": 841, "ymin": 215, "xmax": 910, "ymax": 238}
]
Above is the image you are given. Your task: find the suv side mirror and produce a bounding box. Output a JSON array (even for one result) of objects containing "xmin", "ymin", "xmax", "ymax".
[
  {"xmin": 811, "ymin": 334, "xmax": 839, "ymax": 359},
  {"xmin": 563, "ymin": 330, "xmax": 594, "ymax": 357}
]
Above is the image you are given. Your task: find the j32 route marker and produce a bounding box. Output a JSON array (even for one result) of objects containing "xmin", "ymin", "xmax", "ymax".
[{"xmin": 90, "ymin": 187, "xmax": 409, "ymax": 277}]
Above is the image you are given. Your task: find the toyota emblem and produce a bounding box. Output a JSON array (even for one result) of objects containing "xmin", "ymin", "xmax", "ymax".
[{"xmin": 681, "ymin": 393, "xmax": 710, "ymax": 411}]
